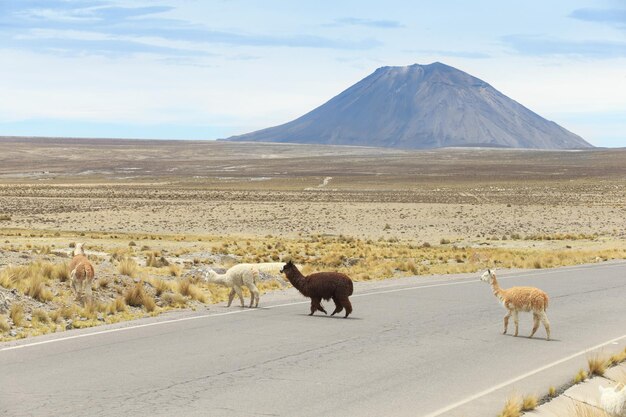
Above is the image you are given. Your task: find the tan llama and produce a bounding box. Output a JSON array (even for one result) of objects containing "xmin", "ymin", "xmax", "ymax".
[
  {"xmin": 69, "ymin": 243, "xmax": 95, "ymax": 303},
  {"xmin": 480, "ymin": 269, "xmax": 551, "ymax": 340}
]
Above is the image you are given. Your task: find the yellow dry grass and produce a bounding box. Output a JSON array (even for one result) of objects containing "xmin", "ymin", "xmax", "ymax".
[
  {"xmin": 117, "ymin": 258, "xmax": 139, "ymax": 277},
  {"xmin": 106, "ymin": 297, "xmax": 127, "ymax": 315},
  {"xmin": 124, "ymin": 282, "xmax": 156, "ymax": 312},
  {"xmin": 10, "ymin": 303, "xmax": 25, "ymax": 327},
  {"xmin": 521, "ymin": 394, "xmax": 538, "ymax": 411},
  {"xmin": 147, "ymin": 277, "xmax": 174, "ymax": 297},
  {"xmin": 588, "ymin": 355, "xmax": 609, "ymax": 377},
  {"xmin": 608, "ymin": 347, "xmax": 626, "ymax": 366},
  {"xmin": 31, "ymin": 309, "xmax": 50, "ymax": 325},
  {"xmin": 161, "ymin": 292, "xmax": 187, "ymax": 307},
  {"xmin": 177, "ymin": 279, "xmax": 207, "ymax": 303},
  {"xmin": 574, "ymin": 369, "xmax": 588, "ymax": 384},
  {"xmin": 567, "ymin": 403, "xmax": 610, "ymax": 417},
  {"xmin": 498, "ymin": 397, "xmax": 522, "ymax": 417},
  {"xmin": 0, "ymin": 261, "xmax": 55, "ymax": 302},
  {"xmin": 168, "ymin": 264, "xmax": 181, "ymax": 277},
  {"xmin": 548, "ymin": 386, "xmax": 557, "ymax": 397},
  {"xmin": 0, "ymin": 314, "xmax": 10, "ymax": 332}
]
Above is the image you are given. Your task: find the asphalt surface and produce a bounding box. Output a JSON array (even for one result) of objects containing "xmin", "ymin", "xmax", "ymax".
[{"xmin": 1, "ymin": 261, "xmax": 625, "ymax": 417}]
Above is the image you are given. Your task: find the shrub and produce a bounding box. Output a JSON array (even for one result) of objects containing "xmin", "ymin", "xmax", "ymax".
[
  {"xmin": 161, "ymin": 293, "xmax": 187, "ymax": 307},
  {"xmin": 168, "ymin": 264, "xmax": 181, "ymax": 277},
  {"xmin": 498, "ymin": 397, "xmax": 521, "ymax": 417},
  {"xmin": 107, "ymin": 297, "xmax": 127, "ymax": 314},
  {"xmin": 0, "ymin": 315, "xmax": 10, "ymax": 332},
  {"xmin": 10, "ymin": 303, "xmax": 25, "ymax": 327},
  {"xmin": 32, "ymin": 309, "xmax": 50, "ymax": 325},
  {"xmin": 587, "ymin": 355, "xmax": 608, "ymax": 376},
  {"xmin": 177, "ymin": 279, "xmax": 207, "ymax": 302},
  {"xmin": 52, "ymin": 263, "xmax": 70, "ymax": 282},
  {"xmin": 117, "ymin": 258, "xmax": 138, "ymax": 277},
  {"xmin": 124, "ymin": 282, "xmax": 156, "ymax": 312}
]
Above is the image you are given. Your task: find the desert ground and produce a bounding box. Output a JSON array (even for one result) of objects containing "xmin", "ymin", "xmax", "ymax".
[{"xmin": 0, "ymin": 137, "xmax": 624, "ymax": 339}]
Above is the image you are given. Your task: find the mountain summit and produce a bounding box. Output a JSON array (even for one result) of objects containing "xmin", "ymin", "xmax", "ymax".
[{"xmin": 224, "ymin": 62, "xmax": 592, "ymax": 149}]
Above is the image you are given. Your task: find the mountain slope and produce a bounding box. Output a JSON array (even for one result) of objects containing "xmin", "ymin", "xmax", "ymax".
[{"xmin": 224, "ymin": 62, "xmax": 592, "ymax": 149}]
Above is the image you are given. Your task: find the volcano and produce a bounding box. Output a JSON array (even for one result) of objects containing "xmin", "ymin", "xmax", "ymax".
[{"xmin": 224, "ymin": 62, "xmax": 591, "ymax": 149}]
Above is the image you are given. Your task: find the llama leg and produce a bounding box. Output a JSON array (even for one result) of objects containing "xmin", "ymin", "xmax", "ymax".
[
  {"xmin": 248, "ymin": 284, "xmax": 260, "ymax": 308},
  {"xmin": 512, "ymin": 310, "xmax": 519, "ymax": 337},
  {"xmin": 84, "ymin": 280, "xmax": 93, "ymax": 304},
  {"xmin": 310, "ymin": 297, "xmax": 326, "ymax": 315},
  {"xmin": 70, "ymin": 270, "xmax": 78, "ymax": 299},
  {"xmin": 503, "ymin": 310, "xmax": 511, "ymax": 334},
  {"xmin": 330, "ymin": 296, "xmax": 344, "ymax": 316},
  {"xmin": 341, "ymin": 298, "xmax": 353, "ymax": 318},
  {"xmin": 227, "ymin": 289, "xmax": 235, "ymax": 307},
  {"xmin": 78, "ymin": 279, "xmax": 86, "ymax": 303},
  {"xmin": 233, "ymin": 286, "xmax": 245, "ymax": 307},
  {"xmin": 529, "ymin": 312, "xmax": 540, "ymax": 338},
  {"xmin": 540, "ymin": 311, "xmax": 551, "ymax": 341}
]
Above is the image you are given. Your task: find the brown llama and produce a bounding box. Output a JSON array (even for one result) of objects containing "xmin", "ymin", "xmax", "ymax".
[
  {"xmin": 280, "ymin": 260, "xmax": 353, "ymax": 318},
  {"xmin": 69, "ymin": 242, "xmax": 95, "ymax": 303}
]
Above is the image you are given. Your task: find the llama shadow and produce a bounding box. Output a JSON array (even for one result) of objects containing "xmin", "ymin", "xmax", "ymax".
[
  {"xmin": 503, "ymin": 334, "xmax": 559, "ymax": 342},
  {"xmin": 296, "ymin": 314, "xmax": 362, "ymax": 320}
]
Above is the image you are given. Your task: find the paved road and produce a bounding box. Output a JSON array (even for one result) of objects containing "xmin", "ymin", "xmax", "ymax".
[{"xmin": 1, "ymin": 262, "xmax": 625, "ymax": 417}]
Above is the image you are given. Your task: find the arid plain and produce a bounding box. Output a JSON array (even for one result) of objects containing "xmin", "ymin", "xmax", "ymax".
[{"xmin": 0, "ymin": 137, "xmax": 624, "ymax": 339}]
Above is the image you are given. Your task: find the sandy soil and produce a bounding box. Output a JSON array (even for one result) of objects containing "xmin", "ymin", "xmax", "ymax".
[{"xmin": 0, "ymin": 137, "xmax": 624, "ymax": 245}]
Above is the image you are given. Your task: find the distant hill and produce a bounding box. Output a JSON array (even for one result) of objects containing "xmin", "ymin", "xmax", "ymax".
[{"xmin": 224, "ymin": 62, "xmax": 592, "ymax": 149}]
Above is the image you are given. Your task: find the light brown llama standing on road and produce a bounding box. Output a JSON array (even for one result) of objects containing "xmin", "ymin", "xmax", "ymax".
[
  {"xmin": 480, "ymin": 269, "xmax": 551, "ymax": 340},
  {"xmin": 69, "ymin": 243, "xmax": 95, "ymax": 303}
]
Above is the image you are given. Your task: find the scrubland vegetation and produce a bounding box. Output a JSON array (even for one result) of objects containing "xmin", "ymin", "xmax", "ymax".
[{"xmin": 0, "ymin": 228, "xmax": 624, "ymax": 341}]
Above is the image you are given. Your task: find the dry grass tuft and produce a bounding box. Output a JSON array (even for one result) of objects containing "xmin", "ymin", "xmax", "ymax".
[
  {"xmin": 97, "ymin": 277, "xmax": 111, "ymax": 288},
  {"xmin": 521, "ymin": 394, "xmax": 538, "ymax": 411},
  {"xmin": 10, "ymin": 303, "xmax": 25, "ymax": 327},
  {"xmin": 148, "ymin": 277, "xmax": 173, "ymax": 297},
  {"xmin": 608, "ymin": 347, "xmax": 626, "ymax": 366},
  {"xmin": 146, "ymin": 252, "xmax": 169, "ymax": 268},
  {"xmin": 124, "ymin": 282, "xmax": 156, "ymax": 312},
  {"xmin": 498, "ymin": 397, "xmax": 522, "ymax": 417},
  {"xmin": 161, "ymin": 292, "xmax": 187, "ymax": 307},
  {"xmin": 107, "ymin": 297, "xmax": 127, "ymax": 315},
  {"xmin": 588, "ymin": 355, "xmax": 608, "ymax": 376},
  {"xmin": 168, "ymin": 264, "xmax": 181, "ymax": 277},
  {"xmin": 0, "ymin": 261, "xmax": 54, "ymax": 301},
  {"xmin": 0, "ymin": 315, "xmax": 10, "ymax": 332},
  {"xmin": 25, "ymin": 274, "xmax": 53, "ymax": 302},
  {"xmin": 177, "ymin": 279, "xmax": 207, "ymax": 303},
  {"xmin": 548, "ymin": 386, "xmax": 557, "ymax": 397},
  {"xmin": 117, "ymin": 258, "xmax": 139, "ymax": 277},
  {"xmin": 574, "ymin": 369, "xmax": 588, "ymax": 384},
  {"xmin": 32, "ymin": 309, "xmax": 50, "ymax": 325},
  {"xmin": 52, "ymin": 263, "xmax": 70, "ymax": 282}
]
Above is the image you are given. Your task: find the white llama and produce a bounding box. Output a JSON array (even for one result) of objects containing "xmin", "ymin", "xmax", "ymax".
[
  {"xmin": 480, "ymin": 269, "xmax": 551, "ymax": 340},
  {"xmin": 204, "ymin": 264, "xmax": 260, "ymax": 308},
  {"xmin": 599, "ymin": 383, "xmax": 626, "ymax": 417}
]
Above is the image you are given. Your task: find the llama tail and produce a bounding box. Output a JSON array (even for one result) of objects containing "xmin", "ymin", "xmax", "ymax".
[
  {"xmin": 347, "ymin": 278, "xmax": 354, "ymax": 296},
  {"xmin": 251, "ymin": 267, "xmax": 259, "ymax": 284}
]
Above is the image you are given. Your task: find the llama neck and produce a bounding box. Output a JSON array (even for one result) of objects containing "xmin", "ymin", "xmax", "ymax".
[
  {"xmin": 207, "ymin": 273, "xmax": 229, "ymax": 286},
  {"xmin": 285, "ymin": 268, "xmax": 307, "ymax": 294},
  {"xmin": 490, "ymin": 276, "xmax": 506, "ymax": 301}
]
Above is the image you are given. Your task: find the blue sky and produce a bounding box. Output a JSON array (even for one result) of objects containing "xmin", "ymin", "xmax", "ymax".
[{"xmin": 0, "ymin": 0, "xmax": 625, "ymax": 147}]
